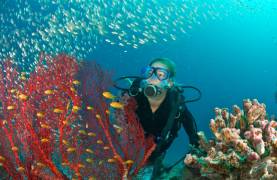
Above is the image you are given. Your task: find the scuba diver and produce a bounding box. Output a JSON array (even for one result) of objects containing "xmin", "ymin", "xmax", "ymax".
[{"xmin": 114, "ymin": 58, "xmax": 201, "ymax": 179}]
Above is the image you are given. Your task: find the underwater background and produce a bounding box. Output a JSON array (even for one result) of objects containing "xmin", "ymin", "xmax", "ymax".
[{"xmin": 1, "ymin": 0, "xmax": 277, "ymax": 175}]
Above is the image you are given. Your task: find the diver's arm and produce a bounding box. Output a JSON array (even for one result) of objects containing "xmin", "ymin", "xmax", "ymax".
[{"xmin": 181, "ymin": 105, "xmax": 199, "ymax": 147}]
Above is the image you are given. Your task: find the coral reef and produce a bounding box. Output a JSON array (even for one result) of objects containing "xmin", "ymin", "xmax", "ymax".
[
  {"xmin": 185, "ymin": 99, "xmax": 277, "ymax": 180},
  {"xmin": 0, "ymin": 54, "xmax": 156, "ymax": 179}
]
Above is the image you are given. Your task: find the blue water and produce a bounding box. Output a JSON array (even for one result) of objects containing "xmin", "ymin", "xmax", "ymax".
[{"xmin": 89, "ymin": 2, "xmax": 277, "ymax": 165}]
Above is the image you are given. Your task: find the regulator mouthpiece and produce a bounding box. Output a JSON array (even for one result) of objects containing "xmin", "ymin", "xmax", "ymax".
[{"xmin": 143, "ymin": 84, "xmax": 161, "ymax": 97}]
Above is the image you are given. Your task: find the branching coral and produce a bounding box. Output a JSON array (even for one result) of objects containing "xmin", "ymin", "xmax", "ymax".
[
  {"xmin": 184, "ymin": 99, "xmax": 277, "ymax": 180},
  {"xmin": 0, "ymin": 54, "xmax": 156, "ymax": 179}
]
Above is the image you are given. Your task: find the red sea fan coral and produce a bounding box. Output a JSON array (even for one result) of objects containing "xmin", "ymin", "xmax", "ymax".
[
  {"xmin": 77, "ymin": 60, "xmax": 157, "ymax": 178},
  {"xmin": 0, "ymin": 54, "xmax": 156, "ymax": 179},
  {"xmin": 0, "ymin": 54, "xmax": 80, "ymax": 179}
]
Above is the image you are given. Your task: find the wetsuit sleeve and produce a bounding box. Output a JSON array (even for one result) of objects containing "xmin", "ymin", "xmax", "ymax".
[{"xmin": 181, "ymin": 105, "xmax": 199, "ymax": 147}]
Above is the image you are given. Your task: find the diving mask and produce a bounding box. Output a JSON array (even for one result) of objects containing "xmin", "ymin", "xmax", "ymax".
[{"xmin": 141, "ymin": 66, "xmax": 171, "ymax": 81}]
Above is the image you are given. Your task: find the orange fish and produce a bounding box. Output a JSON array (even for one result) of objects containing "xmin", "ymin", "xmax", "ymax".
[
  {"xmin": 102, "ymin": 91, "xmax": 116, "ymax": 99},
  {"xmin": 110, "ymin": 102, "xmax": 124, "ymax": 109}
]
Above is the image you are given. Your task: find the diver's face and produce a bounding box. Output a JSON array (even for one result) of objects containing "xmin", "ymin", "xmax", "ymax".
[{"xmin": 146, "ymin": 62, "xmax": 172, "ymax": 87}]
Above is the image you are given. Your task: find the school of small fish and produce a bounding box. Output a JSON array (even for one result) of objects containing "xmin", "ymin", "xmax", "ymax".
[
  {"xmin": 0, "ymin": 0, "xmax": 229, "ymax": 71},
  {"xmin": 2, "ymin": 0, "xmax": 275, "ymax": 70}
]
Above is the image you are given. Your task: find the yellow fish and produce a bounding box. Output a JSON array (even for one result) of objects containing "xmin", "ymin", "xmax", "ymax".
[
  {"xmin": 12, "ymin": 146, "xmax": 18, "ymax": 152},
  {"xmin": 0, "ymin": 156, "xmax": 5, "ymax": 161},
  {"xmin": 72, "ymin": 105, "xmax": 80, "ymax": 113},
  {"xmin": 124, "ymin": 160, "xmax": 134, "ymax": 165},
  {"xmin": 53, "ymin": 108, "xmax": 63, "ymax": 113},
  {"xmin": 17, "ymin": 166, "xmax": 25, "ymax": 172},
  {"xmin": 87, "ymin": 132, "xmax": 96, "ymax": 137},
  {"xmin": 98, "ymin": 160, "xmax": 103, "ymax": 165},
  {"xmin": 20, "ymin": 76, "xmax": 26, "ymax": 80},
  {"xmin": 95, "ymin": 114, "xmax": 101, "ymax": 120},
  {"xmin": 110, "ymin": 102, "xmax": 124, "ymax": 109},
  {"xmin": 10, "ymin": 89, "xmax": 17, "ymax": 94},
  {"xmin": 70, "ymin": 87, "xmax": 76, "ymax": 93},
  {"xmin": 18, "ymin": 94, "xmax": 28, "ymax": 101},
  {"xmin": 86, "ymin": 158, "xmax": 93, "ymax": 163},
  {"xmin": 102, "ymin": 91, "xmax": 116, "ymax": 99},
  {"xmin": 36, "ymin": 162, "xmax": 45, "ymax": 167},
  {"xmin": 107, "ymin": 158, "xmax": 116, "ymax": 163},
  {"xmin": 113, "ymin": 155, "xmax": 120, "ymax": 160},
  {"xmin": 2, "ymin": 120, "xmax": 7, "ymax": 125},
  {"xmin": 62, "ymin": 162, "xmax": 69, "ymax": 166},
  {"xmin": 44, "ymin": 89, "xmax": 54, "ymax": 95},
  {"xmin": 86, "ymin": 106, "xmax": 94, "ymax": 110},
  {"xmin": 113, "ymin": 124, "xmax": 123, "ymax": 133},
  {"xmin": 72, "ymin": 80, "xmax": 80, "ymax": 85},
  {"xmin": 85, "ymin": 148, "xmax": 94, "ymax": 154},
  {"xmin": 66, "ymin": 147, "xmax": 76, "ymax": 153},
  {"xmin": 97, "ymin": 140, "xmax": 103, "ymax": 144},
  {"xmin": 62, "ymin": 140, "xmax": 69, "ymax": 146},
  {"xmin": 7, "ymin": 105, "xmax": 15, "ymax": 110},
  {"xmin": 75, "ymin": 173, "xmax": 81, "ymax": 177},
  {"xmin": 41, "ymin": 138, "xmax": 49, "ymax": 143},
  {"xmin": 41, "ymin": 124, "xmax": 50, "ymax": 129},
  {"xmin": 66, "ymin": 101, "xmax": 70, "ymax": 110},
  {"xmin": 78, "ymin": 130, "xmax": 87, "ymax": 135},
  {"xmin": 20, "ymin": 74, "xmax": 26, "ymax": 79},
  {"xmin": 62, "ymin": 120, "xmax": 70, "ymax": 125},
  {"xmin": 103, "ymin": 146, "xmax": 110, "ymax": 150},
  {"xmin": 36, "ymin": 112, "xmax": 45, "ymax": 118},
  {"xmin": 78, "ymin": 163, "xmax": 85, "ymax": 168}
]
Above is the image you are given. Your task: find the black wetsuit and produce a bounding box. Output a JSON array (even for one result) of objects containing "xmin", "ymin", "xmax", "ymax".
[{"xmin": 131, "ymin": 79, "xmax": 199, "ymax": 162}]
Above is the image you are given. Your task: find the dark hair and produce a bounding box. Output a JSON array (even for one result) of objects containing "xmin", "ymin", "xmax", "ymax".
[{"xmin": 149, "ymin": 58, "xmax": 176, "ymax": 78}]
